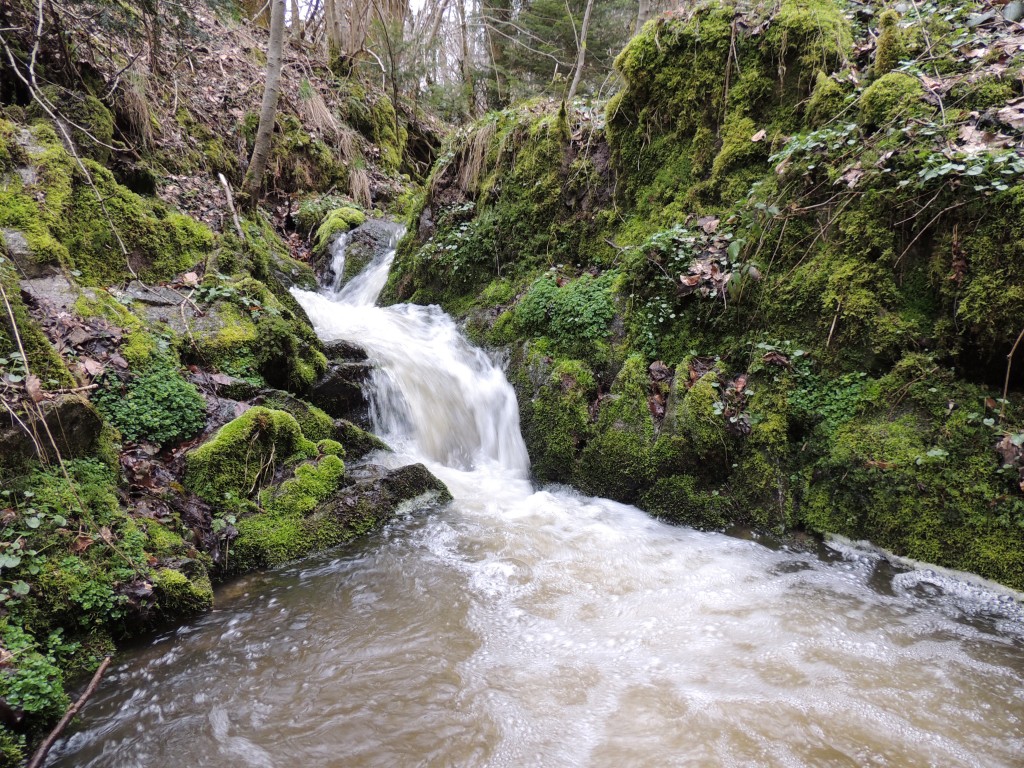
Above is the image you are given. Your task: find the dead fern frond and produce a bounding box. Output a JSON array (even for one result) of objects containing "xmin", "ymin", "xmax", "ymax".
[
  {"xmin": 117, "ymin": 70, "xmax": 154, "ymax": 149},
  {"xmin": 298, "ymin": 78, "xmax": 340, "ymax": 142},
  {"xmin": 349, "ymin": 167, "xmax": 372, "ymax": 208},
  {"xmin": 457, "ymin": 120, "xmax": 497, "ymax": 194}
]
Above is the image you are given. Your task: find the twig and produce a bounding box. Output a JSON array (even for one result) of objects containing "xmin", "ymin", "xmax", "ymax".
[
  {"xmin": 26, "ymin": 656, "xmax": 112, "ymax": 768},
  {"xmin": 893, "ymin": 201, "xmax": 969, "ymax": 268},
  {"xmin": 1001, "ymin": 325, "xmax": 1024, "ymax": 420},
  {"xmin": 826, "ymin": 298, "xmax": 843, "ymax": 348},
  {"xmin": 218, "ymin": 173, "xmax": 245, "ymax": 240}
]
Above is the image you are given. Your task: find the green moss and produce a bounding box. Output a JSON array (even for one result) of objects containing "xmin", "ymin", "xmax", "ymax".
[
  {"xmin": 521, "ymin": 355, "xmax": 597, "ymax": 482},
  {"xmin": 259, "ymin": 392, "xmax": 336, "ymax": 441},
  {"xmin": 858, "ymin": 72, "xmax": 931, "ymax": 131},
  {"xmin": 355, "ymin": 93, "xmax": 406, "ymax": 173},
  {"xmin": 678, "ymin": 373, "xmax": 729, "ymax": 463},
  {"xmin": 873, "ymin": 10, "xmax": 905, "ymax": 78},
  {"xmin": 64, "ymin": 161, "xmax": 214, "ymax": 285},
  {"xmin": 228, "ymin": 454, "xmax": 347, "ymax": 571},
  {"xmin": 765, "ymin": 0, "xmax": 852, "ymax": 85},
  {"xmin": 185, "ymin": 283, "xmax": 326, "ymax": 394},
  {"xmin": 140, "ymin": 519, "xmax": 190, "ymax": 559},
  {"xmin": 640, "ymin": 474, "xmax": 732, "ymax": 528},
  {"xmin": 31, "ymin": 89, "xmax": 115, "ymax": 163},
  {"xmin": 710, "ymin": 115, "xmax": 769, "ymax": 187},
  {"xmin": 333, "ymin": 419, "xmax": 391, "ymax": 459},
  {"xmin": 315, "ymin": 206, "xmax": 366, "ymax": 252},
  {"xmin": 185, "ymin": 407, "xmax": 316, "ymax": 505},
  {"xmin": 152, "ymin": 568, "xmax": 213, "ymax": 615},
  {"xmin": 577, "ymin": 354, "xmax": 657, "ymax": 501},
  {"xmin": 806, "ymin": 71, "xmax": 846, "ymax": 127}
]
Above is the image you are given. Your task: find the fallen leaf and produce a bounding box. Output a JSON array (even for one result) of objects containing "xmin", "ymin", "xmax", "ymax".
[
  {"xmin": 25, "ymin": 375, "xmax": 44, "ymax": 403},
  {"xmin": 80, "ymin": 357, "xmax": 105, "ymax": 377},
  {"xmin": 840, "ymin": 164, "xmax": 864, "ymax": 189},
  {"xmin": 697, "ymin": 215, "xmax": 720, "ymax": 234}
]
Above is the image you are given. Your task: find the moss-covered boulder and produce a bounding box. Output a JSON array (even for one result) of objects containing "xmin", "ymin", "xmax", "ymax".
[
  {"xmin": 858, "ymin": 72, "xmax": 931, "ymax": 131},
  {"xmin": 577, "ymin": 355, "xmax": 658, "ymax": 502},
  {"xmin": 184, "ymin": 407, "xmax": 318, "ymax": 507},
  {"xmin": 228, "ymin": 461, "xmax": 449, "ymax": 573},
  {"xmin": 182, "ymin": 277, "xmax": 327, "ymax": 394},
  {"xmin": 314, "ymin": 206, "xmax": 366, "ymax": 255}
]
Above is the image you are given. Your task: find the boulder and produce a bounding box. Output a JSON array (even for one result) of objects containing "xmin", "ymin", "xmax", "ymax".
[
  {"xmin": 0, "ymin": 395, "xmax": 104, "ymax": 468},
  {"xmin": 323, "ymin": 462, "xmax": 451, "ymax": 525},
  {"xmin": 309, "ymin": 361, "xmax": 373, "ymax": 423},
  {"xmin": 323, "ymin": 338, "xmax": 369, "ymax": 362}
]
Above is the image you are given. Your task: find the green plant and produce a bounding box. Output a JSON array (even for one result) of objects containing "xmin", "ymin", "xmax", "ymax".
[{"xmin": 92, "ymin": 363, "xmax": 206, "ymax": 445}]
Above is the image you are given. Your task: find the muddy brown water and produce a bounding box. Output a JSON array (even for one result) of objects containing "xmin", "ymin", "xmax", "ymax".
[{"xmin": 49, "ymin": 227, "xmax": 1024, "ymax": 767}]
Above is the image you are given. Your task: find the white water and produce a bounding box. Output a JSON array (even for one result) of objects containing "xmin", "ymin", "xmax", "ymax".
[{"xmin": 49, "ymin": 224, "xmax": 1024, "ymax": 767}]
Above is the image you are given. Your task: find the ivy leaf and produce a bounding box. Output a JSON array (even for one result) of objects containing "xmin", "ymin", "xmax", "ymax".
[{"xmin": 12, "ymin": 581, "xmax": 30, "ymax": 596}]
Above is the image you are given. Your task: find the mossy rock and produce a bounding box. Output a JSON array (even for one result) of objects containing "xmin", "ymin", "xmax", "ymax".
[
  {"xmin": 577, "ymin": 354, "xmax": 657, "ymax": 502},
  {"xmin": 873, "ymin": 10, "xmax": 906, "ymax": 79},
  {"xmin": 640, "ymin": 474, "xmax": 732, "ymax": 529},
  {"xmin": 333, "ymin": 419, "xmax": 391, "ymax": 460},
  {"xmin": 806, "ymin": 71, "xmax": 846, "ymax": 127},
  {"xmin": 183, "ymin": 281, "xmax": 327, "ymax": 394},
  {"xmin": 152, "ymin": 567, "xmax": 214, "ymax": 616},
  {"xmin": 228, "ymin": 461, "xmax": 448, "ymax": 573},
  {"xmin": 858, "ymin": 72, "xmax": 931, "ymax": 131},
  {"xmin": 184, "ymin": 407, "xmax": 318, "ymax": 506},
  {"xmin": 314, "ymin": 206, "xmax": 366, "ymax": 253},
  {"xmin": 521, "ymin": 355, "xmax": 597, "ymax": 482},
  {"xmin": 254, "ymin": 390, "xmax": 336, "ymax": 442}
]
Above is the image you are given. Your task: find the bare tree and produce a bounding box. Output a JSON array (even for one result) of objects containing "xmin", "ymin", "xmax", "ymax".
[
  {"xmin": 241, "ymin": 0, "xmax": 287, "ymax": 204},
  {"xmin": 566, "ymin": 0, "xmax": 595, "ymax": 104},
  {"xmin": 635, "ymin": 0, "xmax": 651, "ymax": 36},
  {"xmin": 290, "ymin": 0, "xmax": 303, "ymax": 42}
]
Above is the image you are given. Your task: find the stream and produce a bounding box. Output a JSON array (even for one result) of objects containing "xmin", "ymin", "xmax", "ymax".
[{"xmin": 49, "ymin": 225, "xmax": 1024, "ymax": 767}]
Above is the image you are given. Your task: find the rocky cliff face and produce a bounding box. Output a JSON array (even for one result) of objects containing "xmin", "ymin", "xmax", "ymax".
[{"xmin": 385, "ymin": 0, "xmax": 1024, "ymax": 592}]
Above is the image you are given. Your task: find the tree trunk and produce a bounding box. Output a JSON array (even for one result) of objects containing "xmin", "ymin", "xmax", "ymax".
[
  {"xmin": 290, "ymin": 0, "xmax": 302, "ymax": 41},
  {"xmin": 634, "ymin": 0, "xmax": 651, "ymax": 36},
  {"xmin": 241, "ymin": 0, "xmax": 286, "ymax": 205},
  {"xmin": 456, "ymin": 0, "xmax": 475, "ymax": 116},
  {"xmin": 482, "ymin": 0, "xmax": 509, "ymax": 108},
  {"xmin": 566, "ymin": 0, "xmax": 595, "ymax": 104}
]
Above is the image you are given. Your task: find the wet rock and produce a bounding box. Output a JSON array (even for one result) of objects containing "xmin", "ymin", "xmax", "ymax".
[
  {"xmin": 323, "ymin": 462, "xmax": 451, "ymax": 525},
  {"xmin": 310, "ymin": 361, "xmax": 372, "ymax": 423},
  {"xmin": 314, "ymin": 218, "xmax": 402, "ymax": 286},
  {"xmin": 334, "ymin": 418, "xmax": 391, "ymax": 460},
  {"xmin": 323, "ymin": 338, "xmax": 369, "ymax": 362},
  {"xmin": 0, "ymin": 395, "xmax": 104, "ymax": 468}
]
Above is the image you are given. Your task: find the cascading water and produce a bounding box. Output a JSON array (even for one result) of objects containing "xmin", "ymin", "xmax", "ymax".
[{"xmin": 50, "ymin": 223, "xmax": 1024, "ymax": 768}]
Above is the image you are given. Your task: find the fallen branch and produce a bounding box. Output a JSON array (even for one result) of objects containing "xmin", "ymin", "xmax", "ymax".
[
  {"xmin": 218, "ymin": 173, "xmax": 245, "ymax": 240},
  {"xmin": 26, "ymin": 655, "xmax": 112, "ymax": 768},
  {"xmin": 1001, "ymin": 325, "xmax": 1024, "ymax": 420}
]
